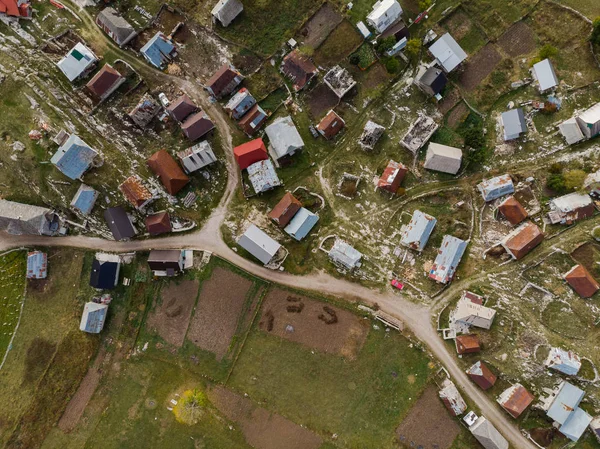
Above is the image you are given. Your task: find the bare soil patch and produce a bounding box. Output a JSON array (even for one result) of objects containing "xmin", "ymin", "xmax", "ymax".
[
  {"xmin": 497, "ymin": 21, "xmax": 536, "ymax": 57},
  {"xmin": 187, "ymin": 267, "xmax": 252, "ymax": 360},
  {"xmin": 146, "ymin": 280, "xmax": 199, "ymax": 347},
  {"xmin": 307, "ymin": 83, "xmax": 339, "ymax": 119},
  {"xmin": 208, "ymin": 386, "xmax": 322, "ymax": 449},
  {"xmin": 441, "ymin": 9, "xmax": 473, "ymax": 41},
  {"xmin": 298, "ymin": 2, "xmax": 343, "ymax": 49},
  {"xmin": 360, "ymin": 62, "xmax": 389, "ymax": 91},
  {"xmin": 447, "ymin": 102, "xmax": 469, "ymax": 128},
  {"xmin": 396, "ymin": 386, "xmax": 460, "ymax": 449},
  {"xmin": 313, "ymin": 20, "xmax": 363, "ymax": 67},
  {"xmin": 258, "ymin": 288, "xmax": 369, "ymax": 359},
  {"xmin": 459, "ymin": 43, "xmax": 502, "ymax": 91},
  {"xmin": 571, "ymin": 242, "xmax": 600, "ymax": 278},
  {"xmin": 438, "ymin": 87, "xmax": 462, "ymax": 115}
]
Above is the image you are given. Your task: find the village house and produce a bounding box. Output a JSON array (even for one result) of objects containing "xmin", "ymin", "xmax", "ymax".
[
  {"xmin": 575, "ymin": 102, "xmax": 600, "ymax": 140},
  {"xmin": 0, "ymin": 0, "xmax": 31, "ymax": 20},
  {"xmin": 467, "ymin": 361, "xmax": 497, "ymax": 390},
  {"xmin": 148, "ymin": 249, "xmax": 192, "ymax": 276},
  {"xmin": 145, "ymin": 211, "xmax": 172, "ymax": 236},
  {"xmin": 366, "ymin": 0, "xmax": 402, "ymax": 34},
  {"xmin": 500, "ymin": 221, "xmax": 544, "ymax": 260},
  {"xmin": 285, "ymin": 208, "xmax": 319, "ymax": 241},
  {"xmin": 477, "ymin": 174, "xmax": 514, "ymax": 202},
  {"xmin": 96, "ymin": 7, "xmax": 136, "ymax": 47},
  {"xmin": 497, "ymin": 196, "xmax": 527, "ymax": 226},
  {"xmin": 548, "ymin": 192, "xmax": 594, "ymax": 225},
  {"xmin": 147, "ymin": 150, "xmax": 190, "ymax": 195},
  {"xmin": 119, "ymin": 175, "xmax": 154, "ymax": 210},
  {"xmin": 531, "ymin": 58, "xmax": 559, "ymax": 93},
  {"xmin": 377, "ymin": 160, "xmax": 407, "ymax": 195},
  {"xmin": 359, "ymin": 120, "xmax": 385, "ymax": 151},
  {"xmin": 423, "ymin": 142, "xmax": 462, "ymax": 175},
  {"xmin": 181, "ymin": 110, "xmax": 215, "ymax": 141},
  {"xmin": 400, "ymin": 210, "xmax": 436, "ymax": 252},
  {"xmin": 70, "ymin": 184, "xmax": 98, "ymax": 216},
  {"xmin": 500, "ymin": 108, "xmax": 527, "ymax": 141},
  {"xmin": 247, "ymin": 159, "xmax": 281, "ymax": 194},
  {"xmin": 497, "ymin": 384, "xmax": 534, "ymax": 419},
  {"xmin": 564, "ymin": 264, "xmax": 600, "ymax": 298},
  {"xmin": 177, "ymin": 141, "xmax": 217, "ymax": 174},
  {"xmin": 264, "ymin": 116, "xmax": 305, "ymax": 164},
  {"xmin": 211, "ymin": 0, "xmax": 243, "ymax": 27},
  {"xmin": 86, "ymin": 64, "xmax": 125, "ymax": 102},
  {"xmin": 455, "ymin": 334, "xmax": 481, "ymax": 355},
  {"xmin": 167, "ymin": 94, "xmax": 197, "ymax": 122},
  {"xmin": 324, "ymin": 66, "xmax": 357, "ymax": 98},
  {"xmin": 559, "ymin": 117, "xmax": 585, "ymax": 145},
  {"xmin": 269, "ymin": 192, "xmax": 302, "ymax": 228},
  {"xmin": 128, "ymin": 94, "xmax": 161, "ymax": 128},
  {"xmin": 590, "ymin": 418, "xmax": 600, "ymax": 443},
  {"xmin": 280, "ymin": 50, "xmax": 318, "ymax": 92},
  {"xmin": 439, "ymin": 379, "xmax": 467, "ymax": 416},
  {"xmin": 329, "ymin": 239, "xmax": 362, "ymax": 271},
  {"xmin": 234, "ymin": 138, "xmax": 268, "ymax": 170},
  {"xmin": 429, "ymin": 33, "xmax": 467, "ymax": 73},
  {"xmin": 469, "ymin": 416, "xmax": 509, "ymax": 449},
  {"xmin": 206, "ymin": 63, "xmax": 243, "ymax": 99},
  {"xmin": 415, "ymin": 65, "xmax": 447, "ymax": 98},
  {"xmin": 238, "ymin": 104, "xmax": 268, "ymax": 135},
  {"xmin": 57, "ymin": 43, "xmax": 98, "ymax": 82},
  {"xmin": 224, "ymin": 88, "xmax": 256, "ymax": 120},
  {"xmin": 400, "ymin": 115, "xmax": 439, "ymax": 153},
  {"xmin": 237, "ymin": 224, "xmax": 282, "ymax": 265},
  {"xmin": 357, "ymin": 21, "xmax": 371, "ymax": 39},
  {"xmin": 317, "ymin": 110, "xmax": 345, "ymax": 140},
  {"xmin": 429, "ymin": 235, "xmax": 467, "ymax": 284},
  {"xmin": 51, "ymin": 134, "xmax": 98, "ymax": 181},
  {"xmin": 545, "ymin": 347, "xmax": 581, "ymax": 376},
  {"xmin": 542, "ymin": 381, "xmax": 592, "ymax": 442},
  {"xmin": 104, "ymin": 206, "xmax": 136, "ymax": 241},
  {"xmin": 80, "ymin": 302, "xmax": 108, "ymax": 334},
  {"xmin": 26, "ymin": 251, "xmax": 47, "ymax": 279},
  {"xmin": 90, "ymin": 253, "xmax": 121, "ymax": 289},
  {"xmin": 453, "ymin": 291, "xmax": 496, "ymax": 330},
  {"xmin": 140, "ymin": 32, "xmax": 177, "ymax": 69},
  {"xmin": 0, "ymin": 199, "xmax": 61, "ymax": 236}
]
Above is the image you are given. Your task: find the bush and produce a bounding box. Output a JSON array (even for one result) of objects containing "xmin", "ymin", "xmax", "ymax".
[
  {"xmin": 592, "ymin": 17, "xmax": 600, "ymax": 45},
  {"xmin": 406, "ymin": 38, "xmax": 421, "ymax": 60},
  {"xmin": 349, "ymin": 54, "xmax": 360, "ymax": 65},
  {"xmin": 173, "ymin": 389, "xmax": 208, "ymax": 425},
  {"xmin": 384, "ymin": 57, "xmax": 401, "ymax": 74},
  {"xmin": 546, "ymin": 173, "xmax": 566, "ymax": 193},
  {"xmin": 376, "ymin": 36, "xmax": 396, "ymax": 54},
  {"xmin": 549, "ymin": 163, "xmax": 563, "ymax": 174},
  {"xmin": 538, "ymin": 44, "xmax": 558, "ymax": 60},
  {"xmin": 564, "ymin": 169, "xmax": 586, "ymax": 191},
  {"xmin": 418, "ymin": 0, "xmax": 432, "ymax": 10}
]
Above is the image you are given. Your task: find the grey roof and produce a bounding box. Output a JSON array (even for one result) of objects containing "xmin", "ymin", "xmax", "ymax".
[
  {"xmin": 400, "ymin": 210, "xmax": 436, "ymax": 252},
  {"xmin": 429, "ymin": 235, "xmax": 467, "ymax": 284},
  {"xmin": 284, "ymin": 207, "xmax": 319, "ymax": 241},
  {"xmin": 545, "ymin": 348, "xmax": 581, "ymax": 376},
  {"xmin": 265, "ymin": 116, "xmax": 304, "ymax": 159},
  {"xmin": 477, "ymin": 174, "xmax": 514, "ymax": 202},
  {"xmin": 57, "ymin": 43, "xmax": 98, "ymax": 82},
  {"xmin": 501, "ymin": 108, "xmax": 527, "ymax": 140},
  {"xmin": 429, "ymin": 33, "xmax": 467, "ymax": 72},
  {"xmin": 211, "ymin": 0, "xmax": 243, "ymax": 27},
  {"xmin": 237, "ymin": 224, "xmax": 281, "ymax": 265},
  {"xmin": 80, "ymin": 302, "xmax": 108, "ymax": 333},
  {"xmin": 547, "ymin": 382, "xmax": 585, "ymax": 425},
  {"xmin": 104, "ymin": 206, "xmax": 136, "ymax": 241},
  {"xmin": 469, "ymin": 417, "xmax": 509, "ymax": 449},
  {"xmin": 550, "ymin": 192, "xmax": 592, "ymax": 213},
  {"xmin": 96, "ymin": 7, "xmax": 136, "ymax": 46},
  {"xmin": 424, "ymin": 142, "xmax": 462, "ymax": 174},
  {"xmin": 532, "ymin": 58, "xmax": 558, "ymax": 92},
  {"xmin": 177, "ymin": 141, "xmax": 217, "ymax": 173},
  {"xmin": 247, "ymin": 159, "xmax": 281, "ymax": 194},
  {"xmin": 148, "ymin": 249, "xmax": 182, "ymax": 264},
  {"xmin": 0, "ymin": 199, "xmax": 58, "ymax": 235},
  {"xmin": 561, "ymin": 407, "xmax": 592, "ymax": 442},
  {"xmin": 559, "ymin": 118, "xmax": 584, "ymax": 145},
  {"xmin": 417, "ymin": 66, "xmax": 447, "ymax": 95},
  {"xmin": 329, "ymin": 239, "xmax": 362, "ymax": 270}
]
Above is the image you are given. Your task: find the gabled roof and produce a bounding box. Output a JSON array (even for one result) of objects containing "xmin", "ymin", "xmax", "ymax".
[
  {"xmin": 265, "ymin": 116, "xmax": 304, "ymax": 159},
  {"xmin": 559, "ymin": 118, "xmax": 585, "ymax": 145},
  {"xmin": 477, "ymin": 174, "xmax": 514, "ymax": 202},
  {"xmin": 128, "ymin": 94, "xmax": 161, "ymax": 128},
  {"xmin": 247, "ymin": 159, "xmax": 281, "ymax": 194},
  {"xmin": 237, "ymin": 224, "xmax": 281, "ymax": 265},
  {"xmin": 497, "ymin": 384, "xmax": 534, "ymax": 418},
  {"xmin": 147, "ymin": 150, "xmax": 190, "ymax": 195},
  {"xmin": 269, "ymin": 192, "xmax": 302, "ymax": 228},
  {"xmin": 238, "ymin": 104, "xmax": 268, "ymax": 135},
  {"xmin": 145, "ymin": 211, "xmax": 172, "ymax": 236},
  {"xmin": 0, "ymin": 0, "xmax": 31, "ymax": 17},
  {"xmin": 545, "ymin": 347, "xmax": 581, "ymax": 376},
  {"xmin": 466, "ymin": 361, "xmax": 497, "ymax": 390},
  {"xmin": 501, "ymin": 108, "xmax": 527, "ymax": 140},
  {"xmin": 140, "ymin": 32, "xmax": 176, "ymax": 69},
  {"xmin": 86, "ymin": 64, "xmax": 124, "ymax": 100},
  {"xmin": 119, "ymin": 176, "xmax": 153, "ymax": 209},
  {"xmin": 497, "ymin": 196, "xmax": 527, "ymax": 226},
  {"xmin": 51, "ymin": 134, "xmax": 98, "ymax": 180},
  {"xmin": 317, "ymin": 110, "xmax": 345, "ymax": 139},
  {"xmin": 70, "ymin": 184, "xmax": 98, "ymax": 215},
  {"xmin": 234, "ymin": 138, "xmax": 268, "ymax": 170},
  {"xmin": 400, "ymin": 210, "xmax": 436, "ymax": 252},
  {"xmin": 417, "ymin": 66, "xmax": 447, "ymax": 95},
  {"xmin": 104, "ymin": 206, "xmax": 136, "ymax": 241},
  {"xmin": 560, "ymin": 406, "xmax": 592, "ymax": 442},
  {"xmin": 57, "ymin": 43, "xmax": 98, "ymax": 82},
  {"xmin": 455, "ymin": 334, "xmax": 480, "ymax": 354},
  {"xmin": 181, "ymin": 110, "xmax": 215, "ymax": 141},
  {"xmin": 96, "ymin": 7, "xmax": 136, "ymax": 46},
  {"xmin": 439, "ymin": 379, "xmax": 467, "ymax": 416},
  {"xmin": 454, "ymin": 299, "xmax": 496, "ymax": 329},
  {"xmin": 167, "ymin": 94, "xmax": 197, "ymax": 122},
  {"xmin": 532, "ymin": 58, "xmax": 558, "ymax": 91},
  {"xmin": 377, "ymin": 160, "xmax": 407, "ymax": 194},
  {"xmin": 285, "ymin": 207, "xmax": 319, "ymax": 241},
  {"xmin": 329, "ymin": 239, "xmax": 362, "ymax": 270},
  {"xmin": 424, "ymin": 142, "xmax": 462, "ymax": 174},
  {"xmin": 501, "ymin": 221, "xmax": 543, "ymax": 260},
  {"xmin": 429, "ymin": 33, "xmax": 467, "ymax": 72},
  {"xmin": 429, "ymin": 235, "xmax": 467, "ymax": 284},
  {"xmin": 26, "ymin": 251, "xmax": 47, "ymax": 279},
  {"xmin": 206, "ymin": 64, "xmax": 243, "ymax": 98},
  {"xmin": 366, "ymin": 0, "xmax": 403, "ymax": 33},
  {"xmin": 470, "ymin": 417, "xmax": 509, "ymax": 449},
  {"xmin": 0, "ymin": 199, "xmax": 58, "ymax": 236},
  {"xmin": 281, "ymin": 49, "xmax": 318, "ymax": 91},
  {"xmin": 578, "ymin": 102, "xmax": 600, "ymax": 126},
  {"xmin": 564, "ymin": 264, "xmax": 600, "ymax": 298},
  {"xmin": 550, "ymin": 192, "xmax": 593, "ymax": 213},
  {"xmin": 177, "ymin": 141, "xmax": 217, "ymax": 173},
  {"xmin": 211, "ymin": 0, "xmax": 243, "ymax": 27},
  {"xmin": 547, "ymin": 382, "xmax": 585, "ymax": 425},
  {"xmin": 90, "ymin": 255, "xmax": 120, "ymax": 289},
  {"xmin": 80, "ymin": 302, "xmax": 108, "ymax": 333},
  {"xmin": 224, "ymin": 88, "xmax": 256, "ymax": 120}
]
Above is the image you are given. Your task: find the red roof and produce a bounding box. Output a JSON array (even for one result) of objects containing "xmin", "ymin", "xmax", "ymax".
[
  {"xmin": 377, "ymin": 160, "xmax": 407, "ymax": 194},
  {"xmin": 498, "ymin": 196, "xmax": 528, "ymax": 226},
  {"xmin": 466, "ymin": 361, "xmax": 497, "ymax": 390},
  {"xmin": 498, "ymin": 384, "xmax": 534, "ymax": 419},
  {"xmin": 147, "ymin": 150, "xmax": 189, "ymax": 195},
  {"xmin": 269, "ymin": 192, "xmax": 302, "ymax": 228},
  {"xmin": 233, "ymin": 138, "xmax": 268, "ymax": 170},
  {"xmin": 119, "ymin": 176, "xmax": 153, "ymax": 208},
  {"xmin": 317, "ymin": 110, "xmax": 345, "ymax": 139},
  {"xmin": 145, "ymin": 211, "xmax": 172, "ymax": 235},
  {"xmin": 281, "ymin": 50, "xmax": 317, "ymax": 91},
  {"xmin": 503, "ymin": 221, "xmax": 543, "ymax": 260},
  {"xmin": 455, "ymin": 334, "xmax": 481, "ymax": 354},
  {"xmin": 0, "ymin": 0, "xmax": 29, "ymax": 17},
  {"xmin": 565, "ymin": 264, "xmax": 600, "ymax": 298},
  {"xmin": 86, "ymin": 64, "xmax": 123, "ymax": 100}
]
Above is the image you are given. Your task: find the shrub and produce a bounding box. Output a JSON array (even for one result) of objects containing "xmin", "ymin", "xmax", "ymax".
[
  {"xmin": 546, "ymin": 173, "xmax": 566, "ymax": 193},
  {"xmin": 538, "ymin": 44, "xmax": 558, "ymax": 60},
  {"xmin": 405, "ymin": 38, "xmax": 421, "ymax": 60},
  {"xmin": 563, "ymin": 169, "xmax": 586, "ymax": 191},
  {"xmin": 419, "ymin": 0, "xmax": 432, "ymax": 10},
  {"xmin": 384, "ymin": 57, "xmax": 401, "ymax": 74},
  {"xmin": 376, "ymin": 36, "xmax": 396, "ymax": 54},
  {"xmin": 173, "ymin": 389, "xmax": 208, "ymax": 425},
  {"xmin": 349, "ymin": 54, "xmax": 360, "ymax": 65},
  {"xmin": 592, "ymin": 17, "xmax": 600, "ymax": 45}
]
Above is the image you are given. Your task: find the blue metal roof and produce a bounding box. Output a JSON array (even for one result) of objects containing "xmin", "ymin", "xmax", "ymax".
[
  {"xmin": 400, "ymin": 210, "xmax": 437, "ymax": 251},
  {"xmin": 51, "ymin": 134, "xmax": 97, "ymax": 180},
  {"xmin": 478, "ymin": 174, "xmax": 514, "ymax": 202},
  {"xmin": 141, "ymin": 32, "xmax": 176, "ymax": 69},
  {"xmin": 26, "ymin": 251, "xmax": 47, "ymax": 279},
  {"xmin": 547, "ymin": 382, "xmax": 585, "ymax": 425},
  {"xmin": 80, "ymin": 302, "xmax": 108, "ymax": 333},
  {"xmin": 249, "ymin": 106, "xmax": 267, "ymax": 128},
  {"xmin": 429, "ymin": 235, "xmax": 467, "ymax": 284},
  {"xmin": 560, "ymin": 407, "xmax": 592, "ymax": 442},
  {"xmin": 71, "ymin": 184, "xmax": 98, "ymax": 215},
  {"xmin": 226, "ymin": 89, "xmax": 256, "ymax": 120},
  {"xmin": 285, "ymin": 207, "xmax": 319, "ymax": 241}
]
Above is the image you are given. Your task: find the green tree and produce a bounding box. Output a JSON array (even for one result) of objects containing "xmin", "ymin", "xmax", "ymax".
[
  {"xmin": 591, "ymin": 17, "xmax": 600, "ymax": 45},
  {"xmin": 384, "ymin": 57, "xmax": 401, "ymax": 74},
  {"xmin": 376, "ymin": 36, "xmax": 396, "ymax": 54},
  {"xmin": 564, "ymin": 169, "xmax": 586, "ymax": 191},
  {"xmin": 349, "ymin": 53, "xmax": 360, "ymax": 65},
  {"xmin": 418, "ymin": 0, "xmax": 432, "ymax": 10},
  {"xmin": 405, "ymin": 38, "xmax": 421, "ymax": 60},
  {"xmin": 546, "ymin": 173, "xmax": 566, "ymax": 193},
  {"xmin": 173, "ymin": 389, "xmax": 208, "ymax": 425}
]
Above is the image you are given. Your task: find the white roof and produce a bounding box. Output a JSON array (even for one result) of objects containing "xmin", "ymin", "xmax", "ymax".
[
  {"xmin": 429, "ymin": 33, "xmax": 467, "ymax": 72},
  {"xmin": 177, "ymin": 141, "xmax": 217, "ymax": 173},
  {"xmin": 265, "ymin": 116, "xmax": 305, "ymax": 159},
  {"xmin": 424, "ymin": 142, "xmax": 462, "ymax": 174},
  {"xmin": 545, "ymin": 347, "xmax": 581, "ymax": 376},
  {"xmin": 470, "ymin": 417, "xmax": 509, "ymax": 449},
  {"xmin": 357, "ymin": 21, "xmax": 371, "ymax": 38},
  {"xmin": 366, "ymin": 0, "xmax": 402, "ymax": 32},
  {"xmin": 329, "ymin": 239, "xmax": 362, "ymax": 269},
  {"xmin": 550, "ymin": 192, "xmax": 592, "ymax": 213},
  {"xmin": 578, "ymin": 102, "xmax": 600, "ymax": 125},
  {"xmin": 57, "ymin": 43, "xmax": 98, "ymax": 82},
  {"xmin": 237, "ymin": 224, "xmax": 281, "ymax": 265},
  {"xmin": 454, "ymin": 298, "xmax": 496, "ymax": 328},
  {"xmin": 559, "ymin": 118, "xmax": 584, "ymax": 145},
  {"xmin": 532, "ymin": 58, "xmax": 558, "ymax": 91}
]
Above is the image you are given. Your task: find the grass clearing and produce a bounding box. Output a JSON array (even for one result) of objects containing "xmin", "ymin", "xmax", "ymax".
[
  {"xmin": 0, "ymin": 251, "xmax": 26, "ymax": 361},
  {"xmin": 313, "ymin": 20, "xmax": 364, "ymax": 67}
]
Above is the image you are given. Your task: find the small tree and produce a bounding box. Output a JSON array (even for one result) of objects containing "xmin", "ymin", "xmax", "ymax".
[
  {"xmin": 419, "ymin": 0, "xmax": 432, "ymax": 10},
  {"xmin": 349, "ymin": 53, "xmax": 361, "ymax": 65},
  {"xmin": 173, "ymin": 389, "xmax": 208, "ymax": 425},
  {"xmin": 384, "ymin": 57, "xmax": 401, "ymax": 74},
  {"xmin": 297, "ymin": 45, "xmax": 314, "ymax": 57},
  {"xmin": 563, "ymin": 169, "xmax": 586, "ymax": 191},
  {"xmin": 591, "ymin": 17, "xmax": 600, "ymax": 45},
  {"xmin": 546, "ymin": 173, "xmax": 566, "ymax": 193},
  {"xmin": 376, "ymin": 36, "xmax": 396, "ymax": 54},
  {"xmin": 405, "ymin": 38, "xmax": 421, "ymax": 60}
]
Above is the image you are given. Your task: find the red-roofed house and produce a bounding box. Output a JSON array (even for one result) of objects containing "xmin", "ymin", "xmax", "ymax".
[
  {"xmin": 233, "ymin": 138, "xmax": 268, "ymax": 170},
  {"xmin": 0, "ymin": 0, "xmax": 31, "ymax": 19},
  {"xmin": 86, "ymin": 64, "xmax": 125, "ymax": 101},
  {"xmin": 455, "ymin": 334, "xmax": 481, "ymax": 354},
  {"xmin": 377, "ymin": 160, "xmax": 407, "ymax": 195},
  {"xmin": 466, "ymin": 361, "xmax": 497, "ymax": 390},
  {"xmin": 145, "ymin": 211, "xmax": 172, "ymax": 236},
  {"xmin": 497, "ymin": 384, "xmax": 534, "ymax": 419},
  {"xmin": 147, "ymin": 150, "xmax": 190, "ymax": 195},
  {"xmin": 564, "ymin": 264, "xmax": 600, "ymax": 298}
]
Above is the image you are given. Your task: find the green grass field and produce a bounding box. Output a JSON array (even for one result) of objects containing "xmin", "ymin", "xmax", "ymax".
[{"xmin": 0, "ymin": 251, "xmax": 26, "ymax": 363}]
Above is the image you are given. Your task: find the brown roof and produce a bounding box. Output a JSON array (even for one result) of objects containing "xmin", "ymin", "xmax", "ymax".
[
  {"xmin": 498, "ymin": 384, "xmax": 534, "ymax": 419},
  {"xmin": 238, "ymin": 104, "xmax": 268, "ymax": 135},
  {"xmin": 377, "ymin": 160, "xmax": 407, "ymax": 194},
  {"xmin": 503, "ymin": 221, "xmax": 543, "ymax": 260},
  {"xmin": 167, "ymin": 94, "xmax": 196, "ymax": 122},
  {"xmin": 206, "ymin": 64, "xmax": 242, "ymax": 98},
  {"xmin": 466, "ymin": 361, "xmax": 497, "ymax": 390},
  {"xmin": 565, "ymin": 264, "xmax": 600, "ymax": 298},
  {"xmin": 86, "ymin": 64, "xmax": 123, "ymax": 99},
  {"xmin": 147, "ymin": 150, "xmax": 189, "ymax": 195},
  {"xmin": 498, "ymin": 196, "xmax": 528, "ymax": 226},
  {"xmin": 181, "ymin": 110, "xmax": 215, "ymax": 141},
  {"xmin": 281, "ymin": 50, "xmax": 318, "ymax": 91},
  {"xmin": 145, "ymin": 211, "xmax": 171, "ymax": 235},
  {"xmin": 317, "ymin": 110, "xmax": 345, "ymax": 139},
  {"xmin": 119, "ymin": 176, "xmax": 153, "ymax": 208},
  {"xmin": 463, "ymin": 291, "xmax": 484, "ymax": 305},
  {"xmin": 269, "ymin": 192, "xmax": 302, "ymax": 228},
  {"xmin": 455, "ymin": 334, "xmax": 481, "ymax": 354}
]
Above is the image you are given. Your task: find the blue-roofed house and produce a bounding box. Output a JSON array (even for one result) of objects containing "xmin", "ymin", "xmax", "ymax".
[
  {"xmin": 400, "ymin": 210, "xmax": 437, "ymax": 252},
  {"xmin": 225, "ymin": 88, "xmax": 256, "ymax": 120},
  {"xmin": 429, "ymin": 235, "xmax": 467, "ymax": 284},
  {"xmin": 140, "ymin": 32, "xmax": 177, "ymax": 69},
  {"xmin": 544, "ymin": 381, "xmax": 592, "ymax": 442},
  {"xmin": 51, "ymin": 134, "xmax": 98, "ymax": 180},
  {"xmin": 26, "ymin": 251, "xmax": 47, "ymax": 279},
  {"xmin": 284, "ymin": 207, "xmax": 318, "ymax": 241},
  {"xmin": 80, "ymin": 302, "xmax": 109, "ymax": 333},
  {"xmin": 70, "ymin": 184, "xmax": 98, "ymax": 215},
  {"xmin": 477, "ymin": 174, "xmax": 514, "ymax": 202}
]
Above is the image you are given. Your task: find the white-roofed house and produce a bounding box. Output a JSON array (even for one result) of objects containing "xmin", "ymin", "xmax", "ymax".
[
  {"xmin": 400, "ymin": 210, "xmax": 436, "ymax": 252},
  {"xmin": 57, "ymin": 43, "xmax": 98, "ymax": 82},
  {"xmin": 429, "ymin": 33, "xmax": 467, "ymax": 73},
  {"xmin": 469, "ymin": 416, "xmax": 509, "ymax": 449},
  {"xmin": 545, "ymin": 347, "xmax": 581, "ymax": 376},
  {"xmin": 284, "ymin": 207, "xmax": 319, "ymax": 241},
  {"xmin": 366, "ymin": 0, "xmax": 402, "ymax": 34},
  {"xmin": 177, "ymin": 141, "xmax": 217, "ymax": 174},
  {"xmin": 264, "ymin": 116, "xmax": 305, "ymax": 164},
  {"xmin": 237, "ymin": 224, "xmax": 282, "ymax": 265},
  {"xmin": 424, "ymin": 142, "xmax": 462, "ymax": 174},
  {"xmin": 548, "ymin": 192, "xmax": 594, "ymax": 225},
  {"xmin": 532, "ymin": 58, "xmax": 559, "ymax": 93},
  {"xmin": 452, "ymin": 294, "xmax": 496, "ymax": 330},
  {"xmin": 329, "ymin": 239, "xmax": 362, "ymax": 270},
  {"xmin": 559, "ymin": 117, "xmax": 585, "ymax": 145},
  {"xmin": 211, "ymin": 0, "xmax": 243, "ymax": 27},
  {"xmin": 575, "ymin": 102, "xmax": 600, "ymax": 140}
]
